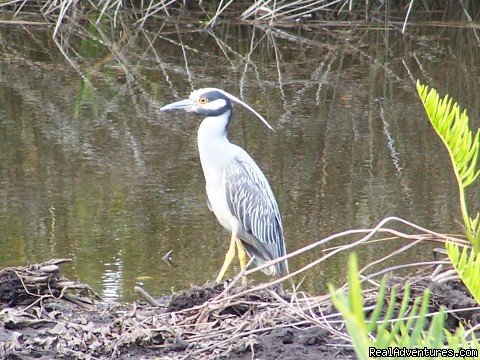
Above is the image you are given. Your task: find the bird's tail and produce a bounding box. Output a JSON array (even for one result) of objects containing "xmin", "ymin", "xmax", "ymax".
[
  {"xmin": 243, "ymin": 242, "xmax": 289, "ymax": 276},
  {"xmin": 274, "ymin": 259, "xmax": 289, "ymax": 276}
]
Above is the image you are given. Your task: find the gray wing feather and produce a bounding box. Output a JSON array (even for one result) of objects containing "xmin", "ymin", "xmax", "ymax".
[{"xmin": 224, "ymin": 157, "xmax": 288, "ymax": 274}]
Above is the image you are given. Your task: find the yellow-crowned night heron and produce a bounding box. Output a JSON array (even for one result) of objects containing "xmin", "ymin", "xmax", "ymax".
[{"xmin": 161, "ymin": 88, "xmax": 288, "ymax": 284}]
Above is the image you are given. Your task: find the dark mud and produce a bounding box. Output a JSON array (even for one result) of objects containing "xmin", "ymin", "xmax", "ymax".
[{"xmin": 0, "ymin": 260, "xmax": 478, "ymax": 359}]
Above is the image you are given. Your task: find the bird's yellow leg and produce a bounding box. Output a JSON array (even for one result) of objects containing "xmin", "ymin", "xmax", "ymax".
[
  {"xmin": 236, "ymin": 239, "xmax": 248, "ymax": 285},
  {"xmin": 216, "ymin": 231, "xmax": 236, "ymax": 283}
]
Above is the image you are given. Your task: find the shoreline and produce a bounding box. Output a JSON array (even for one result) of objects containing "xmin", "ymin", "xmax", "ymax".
[{"xmin": 1, "ymin": 258, "xmax": 477, "ymax": 359}]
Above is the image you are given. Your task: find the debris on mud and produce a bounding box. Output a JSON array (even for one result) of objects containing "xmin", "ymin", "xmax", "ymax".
[
  {"xmin": 0, "ymin": 259, "xmax": 99, "ymax": 309},
  {"xmin": 0, "ymin": 259, "xmax": 478, "ymax": 359}
]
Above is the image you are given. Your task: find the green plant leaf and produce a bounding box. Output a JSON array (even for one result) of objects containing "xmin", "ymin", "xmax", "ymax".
[
  {"xmin": 328, "ymin": 253, "xmax": 476, "ymax": 358},
  {"xmin": 417, "ymin": 81, "xmax": 480, "ymax": 252},
  {"xmin": 329, "ymin": 254, "xmax": 370, "ymax": 359},
  {"xmin": 445, "ymin": 241, "xmax": 480, "ymax": 304},
  {"xmin": 366, "ymin": 277, "xmax": 387, "ymax": 333}
]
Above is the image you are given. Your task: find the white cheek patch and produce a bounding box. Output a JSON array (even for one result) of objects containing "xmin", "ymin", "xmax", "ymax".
[{"xmin": 202, "ymin": 98, "xmax": 227, "ymax": 111}]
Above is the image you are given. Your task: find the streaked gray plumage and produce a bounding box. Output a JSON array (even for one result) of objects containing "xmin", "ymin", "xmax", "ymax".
[
  {"xmin": 161, "ymin": 88, "xmax": 288, "ymax": 282},
  {"xmin": 225, "ymin": 158, "xmax": 288, "ymax": 275}
]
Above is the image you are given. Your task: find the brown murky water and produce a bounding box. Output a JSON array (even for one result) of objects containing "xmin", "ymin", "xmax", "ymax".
[{"xmin": 0, "ymin": 21, "xmax": 479, "ymax": 301}]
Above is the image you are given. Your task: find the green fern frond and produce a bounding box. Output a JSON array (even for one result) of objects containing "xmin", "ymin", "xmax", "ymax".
[
  {"xmin": 330, "ymin": 254, "xmax": 441, "ymax": 355},
  {"xmin": 417, "ymin": 81, "xmax": 480, "ymax": 252},
  {"xmin": 329, "ymin": 253, "xmax": 480, "ymax": 358},
  {"xmin": 445, "ymin": 324, "xmax": 480, "ymax": 351},
  {"xmin": 445, "ymin": 241, "xmax": 480, "ymax": 304},
  {"xmin": 328, "ymin": 255, "xmax": 370, "ymax": 359},
  {"xmin": 416, "ymin": 83, "xmax": 480, "ymax": 188}
]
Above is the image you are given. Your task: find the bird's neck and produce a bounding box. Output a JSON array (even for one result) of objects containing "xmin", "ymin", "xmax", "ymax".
[
  {"xmin": 197, "ymin": 111, "xmax": 233, "ymax": 178},
  {"xmin": 197, "ymin": 110, "xmax": 231, "ymax": 147}
]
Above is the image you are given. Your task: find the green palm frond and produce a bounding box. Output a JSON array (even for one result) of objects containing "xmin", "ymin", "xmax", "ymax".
[
  {"xmin": 445, "ymin": 241, "xmax": 480, "ymax": 304},
  {"xmin": 417, "ymin": 81, "xmax": 480, "ymax": 252}
]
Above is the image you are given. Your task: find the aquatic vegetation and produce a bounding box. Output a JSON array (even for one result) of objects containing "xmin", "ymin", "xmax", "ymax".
[
  {"xmin": 0, "ymin": 0, "xmax": 477, "ymax": 37},
  {"xmin": 417, "ymin": 82, "xmax": 480, "ymax": 254}
]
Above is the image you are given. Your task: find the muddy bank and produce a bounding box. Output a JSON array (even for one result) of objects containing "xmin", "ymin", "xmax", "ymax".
[{"xmin": 0, "ymin": 259, "xmax": 478, "ymax": 359}]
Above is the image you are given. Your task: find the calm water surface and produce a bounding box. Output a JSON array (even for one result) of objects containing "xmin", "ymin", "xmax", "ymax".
[{"xmin": 0, "ymin": 22, "xmax": 479, "ymax": 301}]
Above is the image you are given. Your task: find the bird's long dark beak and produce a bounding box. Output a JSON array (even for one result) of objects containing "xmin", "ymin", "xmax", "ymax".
[{"xmin": 160, "ymin": 98, "xmax": 193, "ymax": 111}]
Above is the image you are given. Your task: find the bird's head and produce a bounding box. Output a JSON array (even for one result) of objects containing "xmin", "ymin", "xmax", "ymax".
[
  {"xmin": 161, "ymin": 88, "xmax": 232, "ymax": 117},
  {"xmin": 161, "ymin": 88, "xmax": 273, "ymax": 130}
]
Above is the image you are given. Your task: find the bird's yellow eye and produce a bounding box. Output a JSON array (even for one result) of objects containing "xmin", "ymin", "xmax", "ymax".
[{"xmin": 199, "ymin": 97, "xmax": 208, "ymax": 104}]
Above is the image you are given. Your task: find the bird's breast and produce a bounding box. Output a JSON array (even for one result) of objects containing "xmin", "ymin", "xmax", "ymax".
[
  {"xmin": 205, "ymin": 181, "xmax": 236, "ymax": 232},
  {"xmin": 197, "ymin": 125, "xmax": 238, "ymax": 232}
]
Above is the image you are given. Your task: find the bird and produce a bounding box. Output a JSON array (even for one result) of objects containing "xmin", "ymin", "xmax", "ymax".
[{"xmin": 160, "ymin": 88, "xmax": 288, "ymax": 284}]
